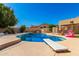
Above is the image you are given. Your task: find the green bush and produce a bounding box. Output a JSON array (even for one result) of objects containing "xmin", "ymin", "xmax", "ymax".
[
  {"xmin": 48, "ymin": 24, "xmax": 57, "ymax": 32},
  {"xmin": 20, "ymin": 25, "xmax": 26, "ymax": 33}
]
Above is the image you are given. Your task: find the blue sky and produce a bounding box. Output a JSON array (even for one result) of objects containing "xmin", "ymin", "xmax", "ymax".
[{"xmin": 4, "ymin": 3, "xmax": 79, "ymax": 27}]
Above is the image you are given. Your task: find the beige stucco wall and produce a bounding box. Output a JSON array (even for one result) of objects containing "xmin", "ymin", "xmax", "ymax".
[
  {"xmin": 41, "ymin": 28, "xmax": 50, "ymax": 33},
  {"xmin": 59, "ymin": 19, "xmax": 72, "ymax": 25},
  {"xmin": 52, "ymin": 27, "xmax": 58, "ymax": 33},
  {"xmin": 73, "ymin": 17, "xmax": 79, "ymax": 23},
  {"xmin": 59, "ymin": 17, "xmax": 79, "ymax": 25}
]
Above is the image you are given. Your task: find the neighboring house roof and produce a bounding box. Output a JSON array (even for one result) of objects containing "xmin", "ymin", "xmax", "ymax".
[
  {"xmin": 29, "ymin": 26, "xmax": 40, "ymax": 32},
  {"xmin": 29, "ymin": 24, "xmax": 49, "ymax": 32},
  {"xmin": 30, "ymin": 26, "xmax": 39, "ymax": 28},
  {"xmin": 59, "ymin": 17, "xmax": 79, "ymax": 25},
  {"xmin": 39, "ymin": 24, "xmax": 49, "ymax": 28}
]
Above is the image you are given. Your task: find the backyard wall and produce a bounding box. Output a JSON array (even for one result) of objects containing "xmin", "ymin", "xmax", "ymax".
[{"xmin": 0, "ymin": 28, "xmax": 6, "ymax": 33}]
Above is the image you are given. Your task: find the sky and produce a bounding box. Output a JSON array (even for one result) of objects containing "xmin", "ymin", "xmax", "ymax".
[{"xmin": 4, "ymin": 3, "xmax": 79, "ymax": 27}]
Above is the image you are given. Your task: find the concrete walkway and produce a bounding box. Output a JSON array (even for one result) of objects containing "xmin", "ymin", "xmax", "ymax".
[
  {"xmin": 46, "ymin": 33, "xmax": 79, "ymax": 56},
  {"xmin": 0, "ymin": 34, "xmax": 55, "ymax": 56},
  {"xmin": 0, "ymin": 33, "xmax": 79, "ymax": 56},
  {"xmin": 56, "ymin": 38, "xmax": 79, "ymax": 56},
  {"xmin": 0, "ymin": 41, "xmax": 55, "ymax": 56},
  {"xmin": 0, "ymin": 35, "xmax": 20, "ymax": 45}
]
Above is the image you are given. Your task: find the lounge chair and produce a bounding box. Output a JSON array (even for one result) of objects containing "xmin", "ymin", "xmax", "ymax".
[{"xmin": 43, "ymin": 39, "xmax": 69, "ymax": 53}]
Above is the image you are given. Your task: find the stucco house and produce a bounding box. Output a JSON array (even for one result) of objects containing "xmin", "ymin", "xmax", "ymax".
[
  {"xmin": 29, "ymin": 24, "xmax": 50, "ymax": 33},
  {"xmin": 59, "ymin": 17, "xmax": 79, "ymax": 34},
  {"xmin": 29, "ymin": 26, "xmax": 41, "ymax": 32}
]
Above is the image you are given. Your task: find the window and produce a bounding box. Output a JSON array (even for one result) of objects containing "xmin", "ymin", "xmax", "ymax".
[
  {"xmin": 44, "ymin": 26, "xmax": 46, "ymax": 28},
  {"xmin": 40, "ymin": 27, "xmax": 43, "ymax": 28}
]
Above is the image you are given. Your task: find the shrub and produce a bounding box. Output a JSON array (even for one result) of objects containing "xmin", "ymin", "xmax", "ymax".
[{"xmin": 20, "ymin": 25, "xmax": 26, "ymax": 33}]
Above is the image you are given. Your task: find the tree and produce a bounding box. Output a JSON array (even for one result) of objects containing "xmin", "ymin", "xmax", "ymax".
[
  {"xmin": 48, "ymin": 24, "xmax": 56, "ymax": 32},
  {"xmin": 20, "ymin": 25, "xmax": 26, "ymax": 33},
  {"xmin": 0, "ymin": 3, "xmax": 18, "ymax": 28}
]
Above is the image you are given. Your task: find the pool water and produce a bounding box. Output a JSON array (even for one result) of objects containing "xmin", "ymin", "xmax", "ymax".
[{"xmin": 17, "ymin": 33, "xmax": 66, "ymax": 42}]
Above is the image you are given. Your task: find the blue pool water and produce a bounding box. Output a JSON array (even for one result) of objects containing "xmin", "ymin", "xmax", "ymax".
[{"xmin": 17, "ymin": 33, "xmax": 66, "ymax": 42}]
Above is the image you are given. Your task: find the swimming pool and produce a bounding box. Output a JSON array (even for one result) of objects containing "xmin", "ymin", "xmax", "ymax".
[{"xmin": 17, "ymin": 33, "xmax": 66, "ymax": 42}]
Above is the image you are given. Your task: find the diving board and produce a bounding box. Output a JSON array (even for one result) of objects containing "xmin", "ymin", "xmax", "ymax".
[{"xmin": 43, "ymin": 39, "xmax": 69, "ymax": 52}]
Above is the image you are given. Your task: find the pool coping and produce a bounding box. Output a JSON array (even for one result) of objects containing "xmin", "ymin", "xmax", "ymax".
[{"xmin": 0, "ymin": 34, "xmax": 22, "ymax": 50}]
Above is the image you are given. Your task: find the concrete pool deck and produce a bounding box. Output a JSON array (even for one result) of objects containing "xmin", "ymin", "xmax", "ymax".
[
  {"xmin": 46, "ymin": 33, "xmax": 79, "ymax": 56},
  {"xmin": 0, "ymin": 33, "xmax": 79, "ymax": 56},
  {"xmin": 0, "ymin": 34, "xmax": 21, "ymax": 50},
  {"xmin": 0, "ymin": 42, "xmax": 55, "ymax": 56}
]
